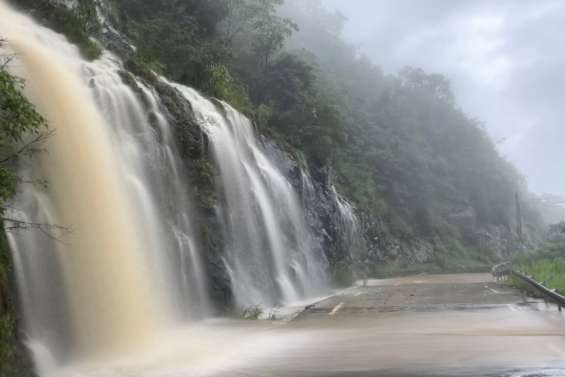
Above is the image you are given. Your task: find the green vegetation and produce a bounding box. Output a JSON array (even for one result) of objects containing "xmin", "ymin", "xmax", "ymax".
[
  {"xmin": 517, "ymin": 260, "xmax": 565, "ymax": 293},
  {"xmin": 283, "ymin": 1, "xmax": 544, "ymax": 241},
  {"xmin": 1, "ymin": 234, "xmax": 34, "ymax": 377},
  {"xmin": 371, "ymin": 251, "xmax": 494, "ymax": 279},
  {"xmin": 0, "ymin": 54, "xmax": 47, "ymax": 206},
  {"xmin": 332, "ymin": 261, "xmax": 354, "ymax": 286},
  {"xmin": 513, "ymin": 230, "xmax": 565, "ymax": 293},
  {"xmin": 0, "ymin": 41, "xmax": 48, "ymax": 377},
  {"xmin": 0, "ymin": 316, "xmax": 32, "ymax": 377}
]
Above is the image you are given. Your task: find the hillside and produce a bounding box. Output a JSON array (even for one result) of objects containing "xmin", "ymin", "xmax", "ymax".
[
  {"xmin": 104, "ymin": 0, "xmax": 545, "ymax": 270},
  {"xmin": 0, "ymin": 0, "xmax": 560, "ymax": 375},
  {"xmin": 3, "ymin": 0, "xmax": 549, "ymax": 282}
]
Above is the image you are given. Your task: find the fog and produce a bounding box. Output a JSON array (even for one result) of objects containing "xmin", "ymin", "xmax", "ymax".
[{"xmin": 322, "ymin": 0, "xmax": 565, "ymax": 198}]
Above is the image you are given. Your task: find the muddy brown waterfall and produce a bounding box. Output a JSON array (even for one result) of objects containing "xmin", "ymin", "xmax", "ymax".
[{"xmin": 0, "ymin": 0, "xmax": 209, "ymax": 363}]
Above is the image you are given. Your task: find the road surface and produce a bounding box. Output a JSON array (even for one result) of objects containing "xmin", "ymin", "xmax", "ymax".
[
  {"xmin": 227, "ymin": 273, "xmax": 565, "ymax": 377},
  {"xmin": 64, "ymin": 273, "xmax": 565, "ymax": 377}
]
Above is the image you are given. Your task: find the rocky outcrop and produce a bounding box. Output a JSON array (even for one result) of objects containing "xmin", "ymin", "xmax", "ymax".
[
  {"xmin": 92, "ymin": 0, "xmax": 137, "ymax": 59},
  {"xmin": 48, "ymin": 0, "xmax": 78, "ymax": 8}
]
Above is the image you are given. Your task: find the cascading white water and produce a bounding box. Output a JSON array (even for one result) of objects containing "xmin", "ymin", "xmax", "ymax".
[
  {"xmin": 0, "ymin": 0, "xmax": 209, "ymax": 364},
  {"xmin": 329, "ymin": 184, "xmax": 366, "ymax": 279},
  {"xmin": 331, "ymin": 186, "xmax": 364, "ymax": 255},
  {"xmin": 171, "ymin": 85, "xmax": 328, "ymax": 308},
  {"xmin": 300, "ymin": 166, "xmax": 364, "ymax": 275}
]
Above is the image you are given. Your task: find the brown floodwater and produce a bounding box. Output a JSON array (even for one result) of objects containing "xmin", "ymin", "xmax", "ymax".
[{"xmin": 34, "ymin": 274, "xmax": 565, "ymax": 377}]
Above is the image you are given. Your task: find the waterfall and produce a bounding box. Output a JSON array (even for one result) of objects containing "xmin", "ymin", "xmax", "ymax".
[
  {"xmin": 330, "ymin": 185, "xmax": 366, "ymax": 279},
  {"xmin": 331, "ymin": 186, "xmax": 363, "ymax": 254},
  {"xmin": 300, "ymin": 165, "xmax": 364, "ymax": 279},
  {"xmin": 0, "ymin": 0, "xmax": 331, "ymax": 372},
  {"xmin": 171, "ymin": 86, "xmax": 328, "ymax": 308},
  {"xmin": 0, "ymin": 0, "xmax": 209, "ymax": 363}
]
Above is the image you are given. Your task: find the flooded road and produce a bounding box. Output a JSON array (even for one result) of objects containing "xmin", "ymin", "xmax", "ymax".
[
  {"xmin": 45, "ymin": 274, "xmax": 565, "ymax": 377},
  {"xmin": 228, "ymin": 273, "xmax": 565, "ymax": 376}
]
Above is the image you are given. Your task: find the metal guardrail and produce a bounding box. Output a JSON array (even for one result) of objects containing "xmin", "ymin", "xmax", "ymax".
[
  {"xmin": 511, "ymin": 270, "xmax": 565, "ymax": 311},
  {"xmin": 492, "ymin": 261, "xmax": 512, "ymax": 279},
  {"xmin": 492, "ymin": 261, "xmax": 565, "ymax": 311}
]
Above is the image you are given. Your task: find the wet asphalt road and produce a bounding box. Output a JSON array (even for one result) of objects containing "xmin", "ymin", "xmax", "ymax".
[{"xmin": 234, "ymin": 273, "xmax": 565, "ymax": 377}]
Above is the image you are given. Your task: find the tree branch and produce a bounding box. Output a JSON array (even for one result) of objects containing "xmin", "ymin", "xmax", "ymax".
[
  {"xmin": 0, "ymin": 37, "xmax": 15, "ymax": 70},
  {"xmin": 2, "ymin": 217, "xmax": 71, "ymax": 244},
  {"xmin": 0, "ymin": 130, "xmax": 54, "ymax": 165}
]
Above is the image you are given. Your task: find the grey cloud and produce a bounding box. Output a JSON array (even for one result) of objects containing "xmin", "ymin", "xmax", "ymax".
[{"xmin": 323, "ymin": 0, "xmax": 565, "ymax": 197}]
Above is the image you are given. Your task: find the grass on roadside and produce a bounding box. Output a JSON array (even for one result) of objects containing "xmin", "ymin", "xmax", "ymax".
[
  {"xmin": 369, "ymin": 261, "xmax": 491, "ymax": 279},
  {"xmin": 512, "ymin": 238, "xmax": 565, "ymax": 294},
  {"xmin": 514, "ymin": 259, "xmax": 565, "ymax": 294}
]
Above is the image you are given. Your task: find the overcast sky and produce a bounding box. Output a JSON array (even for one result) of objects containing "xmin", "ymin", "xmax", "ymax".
[{"xmin": 323, "ymin": 0, "xmax": 564, "ymax": 198}]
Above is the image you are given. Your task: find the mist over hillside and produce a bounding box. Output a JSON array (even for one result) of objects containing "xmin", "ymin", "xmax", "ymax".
[{"xmin": 319, "ymin": 0, "xmax": 565, "ymax": 199}]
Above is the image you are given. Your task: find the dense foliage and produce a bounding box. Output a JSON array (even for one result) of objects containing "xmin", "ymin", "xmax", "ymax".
[
  {"xmin": 0, "ymin": 41, "xmax": 47, "ymax": 376},
  {"xmin": 513, "ymin": 223, "xmax": 565, "ymax": 293},
  {"xmin": 284, "ymin": 2, "xmax": 547, "ymax": 238}
]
